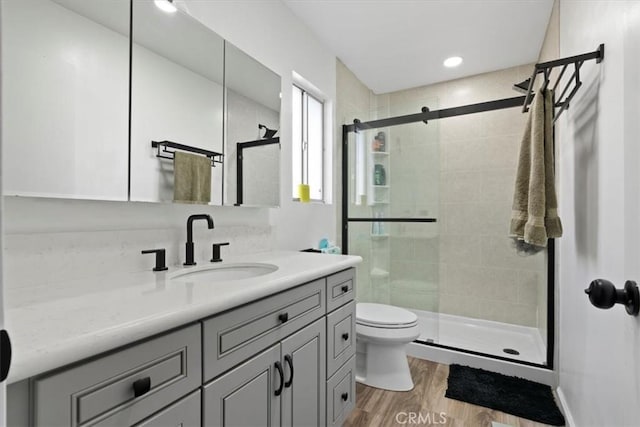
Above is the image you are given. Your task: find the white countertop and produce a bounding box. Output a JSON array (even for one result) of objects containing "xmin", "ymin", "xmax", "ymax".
[{"xmin": 5, "ymin": 250, "xmax": 361, "ymax": 384}]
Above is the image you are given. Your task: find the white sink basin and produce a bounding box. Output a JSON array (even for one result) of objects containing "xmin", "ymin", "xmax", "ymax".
[{"xmin": 170, "ymin": 263, "xmax": 278, "ymax": 282}]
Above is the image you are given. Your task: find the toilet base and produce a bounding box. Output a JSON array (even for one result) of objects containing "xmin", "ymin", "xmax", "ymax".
[{"xmin": 356, "ymin": 341, "xmax": 414, "ymax": 391}]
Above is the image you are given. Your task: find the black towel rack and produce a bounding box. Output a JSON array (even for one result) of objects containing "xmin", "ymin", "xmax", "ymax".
[
  {"xmin": 514, "ymin": 44, "xmax": 604, "ymax": 122},
  {"xmin": 151, "ymin": 140, "xmax": 223, "ymax": 167}
]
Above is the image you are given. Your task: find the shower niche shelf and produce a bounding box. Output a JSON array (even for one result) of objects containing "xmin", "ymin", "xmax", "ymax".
[{"xmin": 370, "ymin": 234, "xmax": 389, "ymax": 239}]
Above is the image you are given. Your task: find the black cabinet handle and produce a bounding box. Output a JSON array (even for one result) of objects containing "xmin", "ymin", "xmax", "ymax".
[
  {"xmin": 0, "ymin": 329, "xmax": 11, "ymax": 383},
  {"xmin": 274, "ymin": 361, "xmax": 284, "ymax": 396},
  {"xmin": 133, "ymin": 377, "xmax": 151, "ymax": 397},
  {"xmin": 342, "ymin": 332, "xmax": 349, "ymax": 341},
  {"xmin": 278, "ymin": 313, "xmax": 289, "ymax": 323},
  {"xmin": 342, "ymin": 392, "xmax": 349, "ymax": 401},
  {"xmin": 284, "ymin": 354, "xmax": 294, "ymax": 388},
  {"xmin": 341, "ymin": 285, "xmax": 349, "ymax": 293}
]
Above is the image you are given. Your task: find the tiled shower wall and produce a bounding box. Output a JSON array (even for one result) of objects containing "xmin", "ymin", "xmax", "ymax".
[{"xmin": 338, "ymin": 60, "xmax": 548, "ymax": 329}]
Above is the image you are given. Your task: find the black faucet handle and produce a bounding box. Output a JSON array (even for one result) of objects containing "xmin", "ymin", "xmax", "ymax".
[
  {"xmin": 142, "ymin": 249, "xmax": 169, "ymax": 272},
  {"xmin": 211, "ymin": 242, "xmax": 230, "ymax": 263}
]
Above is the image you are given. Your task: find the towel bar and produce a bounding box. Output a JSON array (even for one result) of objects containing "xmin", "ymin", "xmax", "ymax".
[{"xmin": 151, "ymin": 140, "xmax": 223, "ymax": 167}]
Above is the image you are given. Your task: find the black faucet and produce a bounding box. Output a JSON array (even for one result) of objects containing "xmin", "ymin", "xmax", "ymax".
[{"xmin": 184, "ymin": 214, "xmax": 214, "ymax": 266}]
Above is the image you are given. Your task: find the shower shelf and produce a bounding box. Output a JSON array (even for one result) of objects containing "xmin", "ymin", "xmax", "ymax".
[
  {"xmin": 370, "ymin": 268, "xmax": 389, "ymax": 278},
  {"xmin": 371, "ymin": 234, "xmax": 389, "ymax": 239}
]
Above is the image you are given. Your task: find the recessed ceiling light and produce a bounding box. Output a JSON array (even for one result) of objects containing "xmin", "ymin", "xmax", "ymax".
[
  {"xmin": 443, "ymin": 56, "xmax": 463, "ymax": 68},
  {"xmin": 154, "ymin": 0, "xmax": 177, "ymax": 13}
]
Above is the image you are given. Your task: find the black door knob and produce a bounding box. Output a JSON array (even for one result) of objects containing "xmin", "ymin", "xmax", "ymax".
[
  {"xmin": 342, "ymin": 392, "xmax": 349, "ymax": 401},
  {"xmin": 585, "ymin": 279, "xmax": 639, "ymax": 315},
  {"xmin": 342, "ymin": 332, "xmax": 349, "ymax": 341},
  {"xmin": 278, "ymin": 313, "xmax": 289, "ymax": 323}
]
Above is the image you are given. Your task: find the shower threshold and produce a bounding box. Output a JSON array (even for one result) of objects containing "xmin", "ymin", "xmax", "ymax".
[
  {"xmin": 410, "ymin": 309, "xmax": 545, "ymax": 364},
  {"xmin": 407, "ymin": 309, "xmax": 554, "ymax": 385}
]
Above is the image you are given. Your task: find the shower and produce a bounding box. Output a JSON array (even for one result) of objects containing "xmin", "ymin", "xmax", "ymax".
[{"xmin": 342, "ymin": 81, "xmax": 552, "ymax": 372}]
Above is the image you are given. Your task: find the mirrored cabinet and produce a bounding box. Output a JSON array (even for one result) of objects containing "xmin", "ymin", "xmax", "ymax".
[
  {"xmin": 130, "ymin": 1, "xmax": 224, "ymax": 205},
  {"xmin": 224, "ymin": 42, "xmax": 281, "ymax": 207},
  {"xmin": 1, "ymin": 0, "xmax": 130, "ymax": 201},
  {"xmin": 0, "ymin": 0, "xmax": 281, "ymax": 207}
]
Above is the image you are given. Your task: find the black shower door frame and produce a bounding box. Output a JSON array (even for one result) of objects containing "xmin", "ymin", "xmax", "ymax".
[{"xmin": 341, "ymin": 95, "xmax": 555, "ymax": 370}]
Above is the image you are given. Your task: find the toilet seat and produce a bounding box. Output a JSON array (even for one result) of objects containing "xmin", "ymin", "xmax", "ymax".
[{"xmin": 356, "ymin": 302, "xmax": 418, "ymax": 329}]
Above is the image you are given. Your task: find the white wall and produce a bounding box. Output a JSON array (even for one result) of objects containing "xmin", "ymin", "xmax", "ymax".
[
  {"xmin": 557, "ymin": 1, "xmax": 640, "ymax": 425},
  {"xmin": 2, "ymin": 1, "xmax": 338, "ymax": 294},
  {"xmin": 184, "ymin": 0, "xmax": 337, "ymax": 250}
]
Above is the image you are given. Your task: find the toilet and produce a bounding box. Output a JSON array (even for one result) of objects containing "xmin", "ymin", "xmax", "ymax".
[{"xmin": 355, "ymin": 302, "xmax": 420, "ymax": 391}]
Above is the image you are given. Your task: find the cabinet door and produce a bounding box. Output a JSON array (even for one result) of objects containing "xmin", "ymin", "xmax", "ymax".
[
  {"xmin": 281, "ymin": 318, "xmax": 326, "ymax": 427},
  {"xmin": 203, "ymin": 344, "xmax": 281, "ymax": 427},
  {"xmin": 135, "ymin": 390, "xmax": 200, "ymax": 427}
]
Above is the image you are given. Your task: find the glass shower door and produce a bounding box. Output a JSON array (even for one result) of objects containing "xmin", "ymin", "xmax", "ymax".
[{"xmin": 346, "ymin": 120, "xmax": 440, "ymax": 342}]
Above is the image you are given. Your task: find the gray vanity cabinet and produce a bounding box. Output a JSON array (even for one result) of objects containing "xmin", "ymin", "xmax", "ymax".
[
  {"xmin": 203, "ymin": 344, "xmax": 281, "ymax": 427},
  {"xmin": 7, "ymin": 268, "xmax": 357, "ymax": 427},
  {"xmin": 281, "ymin": 318, "xmax": 326, "ymax": 427},
  {"xmin": 30, "ymin": 324, "xmax": 201, "ymax": 426},
  {"xmin": 203, "ymin": 318, "xmax": 326, "ymax": 427},
  {"xmin": 134, "ymin": 391, "xmax": 201, "ymax": 427}
]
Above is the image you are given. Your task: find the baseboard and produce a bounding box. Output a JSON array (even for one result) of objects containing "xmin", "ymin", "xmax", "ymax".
[{"xmin": 555, "ymin": 386, "xmax": 576, "ymax": 427}]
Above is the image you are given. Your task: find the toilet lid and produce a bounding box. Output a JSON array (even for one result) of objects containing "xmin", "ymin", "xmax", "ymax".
[{"xmin": 356, "ymin": 303, "xmax": 418, "ymax": 328}]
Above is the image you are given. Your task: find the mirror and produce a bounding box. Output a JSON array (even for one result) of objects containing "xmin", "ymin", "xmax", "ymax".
[
  {"xmin": 1, "ymin": 0, "xmax": 130, "ymax": 200},
  {"xmin": 224, "ymin": 42, "xmax": 281, "ymax": 207},
  {"xmin": 129, "ymin": 1, "xmax": 224, "ymax": 205}
]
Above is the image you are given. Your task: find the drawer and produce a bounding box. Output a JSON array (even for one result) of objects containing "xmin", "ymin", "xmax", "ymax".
[
  {"xmin": 135, "ymin": 390, "xmax": 200, "ymax": 427},
  {"xmin": 326, "ymin": 268, "xmax": 355, "ymax": 312},
  {"xmin": 33, "ymin": 324, "xmax": 201, "ymax": 427},
  {"xmin": 326, "ymin": 355, "xmax": 356, "ymax": 427},
  {"xmin": 203, "ymin": 278, "xmax": 325, "ymax": 381},
  {"xmin": 326, "ymin": 301, "xmax": 356, "ymax": 378}
]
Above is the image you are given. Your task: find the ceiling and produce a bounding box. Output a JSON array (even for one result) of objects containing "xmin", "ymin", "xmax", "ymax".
[{"xmin": 282, "ymin": 0, "xmax": 555, "ymax": 94}]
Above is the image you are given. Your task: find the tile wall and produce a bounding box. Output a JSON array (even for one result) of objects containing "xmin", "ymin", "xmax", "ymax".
[{"xmin": 338, "ymin": 60, "xmax": 548, "ymax": 329}]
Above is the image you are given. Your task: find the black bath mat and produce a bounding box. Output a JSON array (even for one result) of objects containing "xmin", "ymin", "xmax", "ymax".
[{"xmin": 445, "ymin": 364, "xmax": 565, "ymax": 426}]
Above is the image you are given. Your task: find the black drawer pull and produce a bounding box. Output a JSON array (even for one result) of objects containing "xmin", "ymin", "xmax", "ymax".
[
  {"xmin": 341, "ymin": 392, "xmax": 349, "ymax": 401},
  {"xmin": 133, "ymin": 377, "xmax": 151, "ymax": 398},
  {"xmin": 274, "ymin": 361, "xmax": 284, "ymax": 396},
  {"xmin": 341, "ymin": 285, "xmax": 349, "ymax": 293},
  {"xmin": 342, "ymin": 332, "xmax": 349, "ymax": 341},
  {"xmin": 278, "ymin": 313, "xmax": 289, "ymax": 323},
  {"xmin": 284, "ymin": 354, "xmax": 294, "ymax": 388}
]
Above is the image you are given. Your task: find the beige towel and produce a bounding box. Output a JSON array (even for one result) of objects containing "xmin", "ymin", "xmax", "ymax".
[
  {"xmin": 510, "ymin": 89, "xmax": 562, "ymax": 250},
  {"xmin": 173, "ymin": 151, "xmax": 211, "ymax": 204}
]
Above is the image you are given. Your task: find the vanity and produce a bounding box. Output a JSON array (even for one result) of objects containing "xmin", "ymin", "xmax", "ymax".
[{"xmin": 6, "ymin": 252, "xmax": 361, "ymax": 426}]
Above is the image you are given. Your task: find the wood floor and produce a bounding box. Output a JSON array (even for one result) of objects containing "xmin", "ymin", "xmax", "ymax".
[{"xmin": 344, "ymin": 357, "xmax": 553, "ymax": 427}]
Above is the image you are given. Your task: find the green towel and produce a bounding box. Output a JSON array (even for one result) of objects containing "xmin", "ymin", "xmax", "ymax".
[
  {"xmin": 510, "ymin": 89, "xmax": 562, "ymax": 250},
  {"xmin": 173, "ymin": 151, "xmax": 211, "ymax": 204}
]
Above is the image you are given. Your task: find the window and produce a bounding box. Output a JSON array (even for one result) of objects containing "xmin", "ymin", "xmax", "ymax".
[{"xmin": 292, "ymin": 85, "xmax": 324, "ymax": 201}]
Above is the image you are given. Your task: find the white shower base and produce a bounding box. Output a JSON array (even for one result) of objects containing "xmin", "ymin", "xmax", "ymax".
[{"xmin": 406, "ymin": 309, "xmax": 555, "ymax": 385}]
